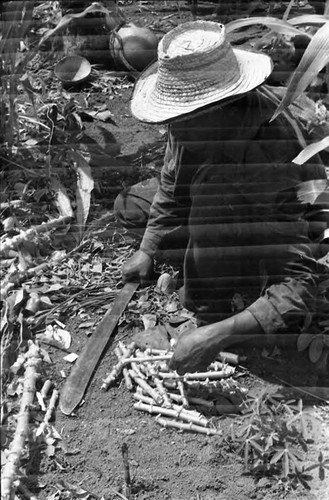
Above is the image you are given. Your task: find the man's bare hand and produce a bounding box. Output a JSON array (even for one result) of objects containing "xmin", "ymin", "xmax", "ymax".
[
  {"xmin": 168, "ymin": 324, "xmax": 223, "ymax": 375},
  {"xmin": 122, "ymin": 250, "xmax": 154, "ymax": 287}
]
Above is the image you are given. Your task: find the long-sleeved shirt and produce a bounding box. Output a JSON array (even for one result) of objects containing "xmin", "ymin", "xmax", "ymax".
[{"xmin": 140, "ymin": 87, "xmax": 328, "ymax": 332}]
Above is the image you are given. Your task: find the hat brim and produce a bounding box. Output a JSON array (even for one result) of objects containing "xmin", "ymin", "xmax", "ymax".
[{"xmin": 131, "ymin": 49, "xmax": 273, "ymax": 123}]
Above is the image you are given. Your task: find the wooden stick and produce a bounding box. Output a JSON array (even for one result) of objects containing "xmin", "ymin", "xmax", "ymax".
[{"xmin": 155, "ymin": 416, "xmax": 221, "ymax": 436}]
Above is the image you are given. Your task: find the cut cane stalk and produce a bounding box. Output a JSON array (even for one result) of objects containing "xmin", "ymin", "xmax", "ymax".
[
  {"xmin": 123, "ymin": 354, "xmax": 173, "ymax": 365},
  {"xmin": 115, "ymin": 346, "xmax": 133, "ymax": 391},
  {"xmin": 155, "ymin": 416, "xmax": 221, "ymax": 436},
  {"xmin": 128, "ymin": 369, "xmax": 163, "ymax": 405},
  {"xmin": 168, "ymin": 393, "xmax": 215, "ymax": 408},
  {"xmin": 217, "ymin": 351, "xmax": 239, "ymax": 365},
  {"xmin": 144, "ymin": 348, "xmax": 172, "ymax": 355},
  {"xmin": 101, "ymin": 342, "xmax": 136, "ymax": 390},
  {"xmin": 133, "ymin": 392, "xmax": 206, "ymax": 422},
  {"xmin": 131, "ymin": 362, "xmax": 147, "ymax": 379},
  {"xmin": 40, "ymin": 379, "xmax": 52, "ymax": 398},
  {"xmin": 44, "ymin": 389, "xmax": 59, "ymax": 425},
  {"xmin": 1, "ymin": 342, "xmax": 42, "ymax": 500},
  {"xmin": 36, "ymin": 392, "xmax": 47, "ymax": 412},
  {"xmin": 143, "ymin": 361, "xmax": 172, "ymax": 408},
  {"xmin": 163, "ymin": 379, "xmax": 178, "ymax": 390},
  {"xmin": 177, "ymin": 380, "xmax": 189, "ymax": 407},
  {"xmin": 158, "ymin": 367, "xmax": 235, "ymax": 380},
  {"xmin": 133, "ymin": 401, "xmax": 208, "ymax": 427}
]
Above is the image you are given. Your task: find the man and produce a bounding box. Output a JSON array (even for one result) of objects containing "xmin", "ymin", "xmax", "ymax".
[{"xmin": 117, "ymin": 21, "xmax": 328, "ymax": 375}]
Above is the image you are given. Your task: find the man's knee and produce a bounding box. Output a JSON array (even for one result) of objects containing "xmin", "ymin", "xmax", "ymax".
[{"xmin": 114, "ymin": 177, "xmax": 159, "ymax": 233}]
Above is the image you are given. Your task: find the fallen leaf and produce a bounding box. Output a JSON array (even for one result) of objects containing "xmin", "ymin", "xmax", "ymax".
[
  {"xmin": 141, "ymin": 313, "xmax": 157, "ymax": 330},
  {"xmin": 63, "ymin": 352, "xmax": 79, "ymax": 363}
]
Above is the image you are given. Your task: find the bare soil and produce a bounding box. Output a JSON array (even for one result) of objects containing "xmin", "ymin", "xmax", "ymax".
[{"xmin": 4, "ymin": 2, "xmax": 329, "ymax": 500}]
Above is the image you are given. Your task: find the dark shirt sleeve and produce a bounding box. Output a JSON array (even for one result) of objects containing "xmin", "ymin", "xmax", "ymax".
[{"xmin": 140, "ymin": 131, "xmax": 182, "ymax": 257}]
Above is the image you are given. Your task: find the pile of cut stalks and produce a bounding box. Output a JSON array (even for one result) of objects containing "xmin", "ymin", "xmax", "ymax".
[{"xmin": 101, "ymin": 341, "xmax": 248, "ymax": 435}]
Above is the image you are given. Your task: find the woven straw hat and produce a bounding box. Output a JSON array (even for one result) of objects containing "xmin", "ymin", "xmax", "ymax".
[{"xmin": 131, "ymin": 21, "xmax": 273, "ymax": 123}]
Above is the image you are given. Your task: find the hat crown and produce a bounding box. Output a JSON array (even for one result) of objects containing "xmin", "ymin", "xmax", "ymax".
[{"xmin": 156, "ymin": 21, "xmax": 240, "ymax": 94}]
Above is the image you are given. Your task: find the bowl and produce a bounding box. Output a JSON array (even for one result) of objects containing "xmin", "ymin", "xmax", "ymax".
[{"xmin": 54, "ymin": 55, "xmax": 91, "ymax": 84}]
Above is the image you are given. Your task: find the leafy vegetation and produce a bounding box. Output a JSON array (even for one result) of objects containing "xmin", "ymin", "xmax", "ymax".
[{"xmin": 231, "ymin": 394, "xmax": 326, "ymax": 491}]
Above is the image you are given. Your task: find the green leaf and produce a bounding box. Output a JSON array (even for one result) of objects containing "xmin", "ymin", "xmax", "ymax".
[
  {"xmin": 226, "ymin": 16, "xmax": 303, "ymax": 36},
  {"xmin": 309, "ymin": 335, "xmax": 324, "ymax": 363},
  {"xmin": 297, "ymin": 333, "xmax": 315, "ymax": 352},
  {"xmin": 293, "ymin": 137, "xmax": 329, "ymax": 165},
  {"xmin": 272, "ymin": 22, "xmax": 329, "ymax": 121},
  {"xmin": 289, "ymin": 14, "xmax": 329, "ymax": 27},
  {"xmin": 270, "ymin": 449, "xmax": 285, "ymax": 464}
]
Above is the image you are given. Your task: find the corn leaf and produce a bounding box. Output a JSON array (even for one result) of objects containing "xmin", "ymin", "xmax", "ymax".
[
  {"xmin": 226, "ymin": 16, "xmax": 303, "ymax": 36},
  {"xmin": 296, "ymin": 179, "xmax": 328, "ymax": 204},
  {"xmin": 289, "ymin": 14, "xmax": 329, "ymax": 26},
  {"xmin": 293, "ymin": 137, "xmax": 329, "ymax": 165},
  {"xmin": 38, "ymin": 2, "xmax": 124, "ymax": 47},
  {"xmin": 272, "ymin": 22, "xmax": 329, "ymax": 121}
]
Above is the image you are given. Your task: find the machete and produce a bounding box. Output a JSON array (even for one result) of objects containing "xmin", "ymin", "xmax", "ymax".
[{"xmin": 59, "ymin": 281, "xmax": 139, "ymax": 415}]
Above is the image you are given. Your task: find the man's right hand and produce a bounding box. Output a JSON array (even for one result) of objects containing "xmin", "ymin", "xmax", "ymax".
[{"xmin": 122, "ymin": 250, "xmax": 154, "ymax": 287}]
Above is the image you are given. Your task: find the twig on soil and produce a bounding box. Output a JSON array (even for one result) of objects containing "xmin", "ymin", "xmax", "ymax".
[
  {"xmin": 1, "ymin": 342, "xmax": 42, "ymax": 500},
  {"xmin": 121, "ymin": 443, "xmax": 132, "ymax": 500}
]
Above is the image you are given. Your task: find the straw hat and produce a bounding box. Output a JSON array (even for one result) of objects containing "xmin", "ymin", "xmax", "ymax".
[{"xmin": 130, "ymin": 21, "xmax": 273, "ymax": 123}]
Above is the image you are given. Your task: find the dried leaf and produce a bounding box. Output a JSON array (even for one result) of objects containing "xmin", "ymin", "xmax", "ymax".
[
  {"xmin": 50, "ymin": 178, "xmax": 74, "ymax": 218},
  {"xmin": 156, "ymin": 273, "xmax": 176, "ymax": 295},
  {"xmin": 63, "ymin": 353, "xmax": 78, "ymax": 363},
  {"xmin": 71, "ymin": 151, "xmax": 94, "ymax": 239},
  {"xmin": 53, "ymin": 328, "xmax": 72, "ymax": 350},
  {"xmin": 309, "ymin": 335, "xmax": 324, "ymax": 363},
  {"xmin": 142, "ymin": 313, "xmax": 157, "ymax": 330}
]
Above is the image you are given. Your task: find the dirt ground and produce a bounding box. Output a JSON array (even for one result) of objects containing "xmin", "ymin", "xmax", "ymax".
[{"xmin": 3, "ymin": 2, "xmax": 329, "ymax": 500}]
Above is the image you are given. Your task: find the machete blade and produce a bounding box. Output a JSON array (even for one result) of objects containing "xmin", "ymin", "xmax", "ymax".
[{"xmin": 59, "ymin": 282, "xmax": 139, "ymax": 415}]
